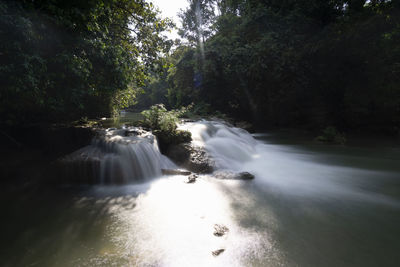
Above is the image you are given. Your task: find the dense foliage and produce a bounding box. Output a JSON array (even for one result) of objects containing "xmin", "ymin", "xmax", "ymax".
[
  {"xmin": 3, "ymin": 0, "xmax": 399, "ymax": 135},
  {"xmin": 0, "ymin": 0, "xmax": 172, "ymax": 125},
  {"xmin": 141, "ymin": 104, "xmax": 192, "ymax": 151},
  {"xmin": 142, "ymin": 0, "xmax": 400, "ymax": 135}
]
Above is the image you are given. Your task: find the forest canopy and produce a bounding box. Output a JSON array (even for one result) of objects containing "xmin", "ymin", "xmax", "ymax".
[
  {"xmin": 0, "ymin": 0, "xmax": 173, "ymax": 125},
  {"xmin": 140, "ymin": 0, "xmax": 400, "ymax": 134},
  {"xmin": 1, "ymin": 0, "xmax": 400, "ymax": 135}
]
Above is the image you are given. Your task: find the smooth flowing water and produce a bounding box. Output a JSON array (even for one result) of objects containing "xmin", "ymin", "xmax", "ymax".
[
  {"xmin": 1, "ymin": 120, "xmax": 400, "ymax": 266},
  {"xmin": 63, "ymin": 127, "xmax": 176, "ymax": 184}
]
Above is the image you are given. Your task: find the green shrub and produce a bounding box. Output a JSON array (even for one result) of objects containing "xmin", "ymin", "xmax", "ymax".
[
  {"xmin": 141, "ymin": 104, "xmax": 192, "ymax": 131},
  {"xmin": 177, "ymin": 102, "xmax": 232, "ymax": 122},
  {"xmin": 316, "ymin": 126, "xmax": 346, "ymax": 145},
  {"xmin": 179, "ymin": 102, "xmax": 209, "ymax": 118},
  {"xmin": 141, "ymin": 104, "xmax": 192, "ymax": 152}
]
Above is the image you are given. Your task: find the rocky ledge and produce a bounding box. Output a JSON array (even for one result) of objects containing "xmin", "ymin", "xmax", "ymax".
[{"xmin": 165, "ymin": 143, "xmax": 215, "ymax": 174}]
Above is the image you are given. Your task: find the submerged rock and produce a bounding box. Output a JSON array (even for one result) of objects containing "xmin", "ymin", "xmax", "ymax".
[
  {"xmin": 161, "ymin": 169, "xmax": 192, "ymax": 175},
  {"xmin": 166, "ymin": 143, "xmax": 214, "ymax": 173},
  {"xmin": 212, "ymin": 249, "xmax": 225, "ymax": 257},
  {"xmin": 214, "ymin": 170, "xmax": 255, "ymax": 180},
  {"xmin": 213, "ymin": 224, "xmax": 229, "ymax": 237},
  {"xmin": 186, "ymin": 174, "xmax": 198, "ymax": 184},
  {"xmin": 238, "ymin": 172, "xmax": 255, "ymax": 180}
]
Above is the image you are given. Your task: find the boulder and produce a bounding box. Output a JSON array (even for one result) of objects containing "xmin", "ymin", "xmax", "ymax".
[
  {"xmin": 166, "ymin": 143, "xmax": 214, "ymax": 174},
  {"xmin": 214, "ymin": 170, "xmax": 255, "ymax": 180},
  {"xmin": 213, "ymin": 224, "xmax": 229, "ymax": 237},
  {"xmin": 186, "ymin": 174, "xmax": 198, "ymax": 183},
  {"xmin": 212, "ymin": 249, "xmax": 225, "ymax": 257},
  {"xmin": 238, "ymin": 172, "xmax": 255, "ymax": 180}
]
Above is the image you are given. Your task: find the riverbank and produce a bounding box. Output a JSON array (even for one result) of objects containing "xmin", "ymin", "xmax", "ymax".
[{"xmin": 0, "ymin": 123, "xmax": 97, "ymax": 184}]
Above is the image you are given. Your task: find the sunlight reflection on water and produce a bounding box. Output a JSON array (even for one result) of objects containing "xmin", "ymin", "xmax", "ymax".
[{"xmin": 82, "ymin": 176, "xmax": 280, "ymax": 267}]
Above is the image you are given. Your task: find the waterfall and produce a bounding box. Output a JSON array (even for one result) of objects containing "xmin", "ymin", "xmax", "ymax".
[
  {"xmin": 62, "ymin": 127, "xmax": 176, "ymax": 184},
  {"xmin": 179, "ymin": 120, "xmax": 257, "ymax": 171}
]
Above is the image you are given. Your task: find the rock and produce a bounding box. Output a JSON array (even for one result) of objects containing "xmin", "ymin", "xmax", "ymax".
[
  {"xmin": 1, "ymin": 124, "xmax": 98, "ymax": 184},
  {"xmin": 212, "ymin": 249, "xmax": 225, "ymax": 257},
  {"xmin": 214, "ymin": 170, "xmax": 255, "ymax": 180},
  {"xmin": 154, "ymin": 129, "xmax": 192, "ymax": 153},
  {"xmin": 162, "ymin": 169, "xmax": 192, "ymax": 175},
  {"xmin": 187, "ymin": 147, "xmax": 214, "ymax": 173},
  {"xmin": 165, "ymin": 143, "xmax": 191, "ymax": 163},
  {"xmin": 213, "ymin": 224, "xmax": 229, "ymax": 237},
  {"xmin": 125, "ymin": 127, "xmax": 146, "ymax": 137},
  {"xmin": 238, "ymin": 172, "xmax": 255, "ymax": 180},
  {"xmin": 186, "ymin": 174, "xmax": 198, "ymax": 183},
  {"xmin": 166, "ymin": 143, "xmax": 215, "ymax": 174},
  {"xmin": 234, "ymin": 121, "xmax": 254, "ymax": 132},
  {"xmin": 7, "ymin": 124, "xmax": 97, "ymax": 156}
]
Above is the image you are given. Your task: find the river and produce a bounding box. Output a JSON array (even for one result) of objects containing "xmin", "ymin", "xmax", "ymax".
[{"xmin": 1, "ymin": 118, "xmax": 400, "ymax": 266}]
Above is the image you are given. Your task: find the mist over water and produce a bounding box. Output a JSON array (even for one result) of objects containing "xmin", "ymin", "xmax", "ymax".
[{"xmin": 2, "ymin": 119, "xmax": 400, "ymax": 266}]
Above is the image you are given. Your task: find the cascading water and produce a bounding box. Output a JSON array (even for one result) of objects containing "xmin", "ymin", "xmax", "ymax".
[
  {"xmin": 180, "ymin": 120, "xmax": 400, "ymax": 204},
  {"xmin": 179, "ymin": 120, "xmax": 257, "ymax": 171},
  {"xmin": 63, "ymin": 127, "xmax": 176, "ymax": 184}
]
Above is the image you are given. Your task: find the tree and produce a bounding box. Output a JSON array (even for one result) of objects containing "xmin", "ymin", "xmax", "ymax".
[
  {"xmin": 166, "ymin": 0, "xmax": 400, "ymax": 134},
  {"xmin": 178, "ymin": 0, "xmax": 217, "ymax": 46},
  {"xmin": 0, "ymin": 0, "xmax": 173, "ymax": 125}
]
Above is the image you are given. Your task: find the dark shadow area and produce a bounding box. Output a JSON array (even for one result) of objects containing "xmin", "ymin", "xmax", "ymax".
[{"xmin": 0, "ymin": 183, "xmax": 150, "ymax": 267}]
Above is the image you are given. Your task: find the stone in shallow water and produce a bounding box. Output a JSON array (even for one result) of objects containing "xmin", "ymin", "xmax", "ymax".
[
  {"xmin": 214, "ymin": 170, "xmax": 255, "ymax": 180},
  {"xmin": 239, "ymin": 172, "xmax": 255, "ymax": 180},
  {"xmin": 161, "ymin": 169, "xmax": 192, "ymax": 175},
  {"xmin": 212, "ymin": 249, "xmax": 225, "ymax": 256},
  {"xmin": 213, "ymin": 224, "xmax": 229, "ymax": 237},
  {"xmin": 166, "ymin": 143, "xmax": 215, "ymax": 173},
  {"xmin": 186, "ymin": 174, "xmax": 198, "ymax": 183}
]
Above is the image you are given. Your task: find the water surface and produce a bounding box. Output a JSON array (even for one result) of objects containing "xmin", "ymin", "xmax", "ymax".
[{"xmin": 1, "ymin": 122, "xmax": 400, "ymax": 266}]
